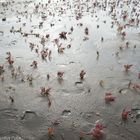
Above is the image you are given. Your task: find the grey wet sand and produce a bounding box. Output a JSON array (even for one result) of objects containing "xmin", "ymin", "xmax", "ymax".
[{"xmin": 0, "ymin": 0, "xmax": 140, "ymax": 140}]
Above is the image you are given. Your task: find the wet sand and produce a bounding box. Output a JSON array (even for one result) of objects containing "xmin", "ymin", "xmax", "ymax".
[{"xmin": 0, "ymin": 0, "xmax": 140, "ymax": 139}]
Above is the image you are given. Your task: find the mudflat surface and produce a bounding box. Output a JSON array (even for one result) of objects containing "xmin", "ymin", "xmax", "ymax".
[{"xmin": 0, "ymin": 0, "xmax": 140, "ymax": 140}]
